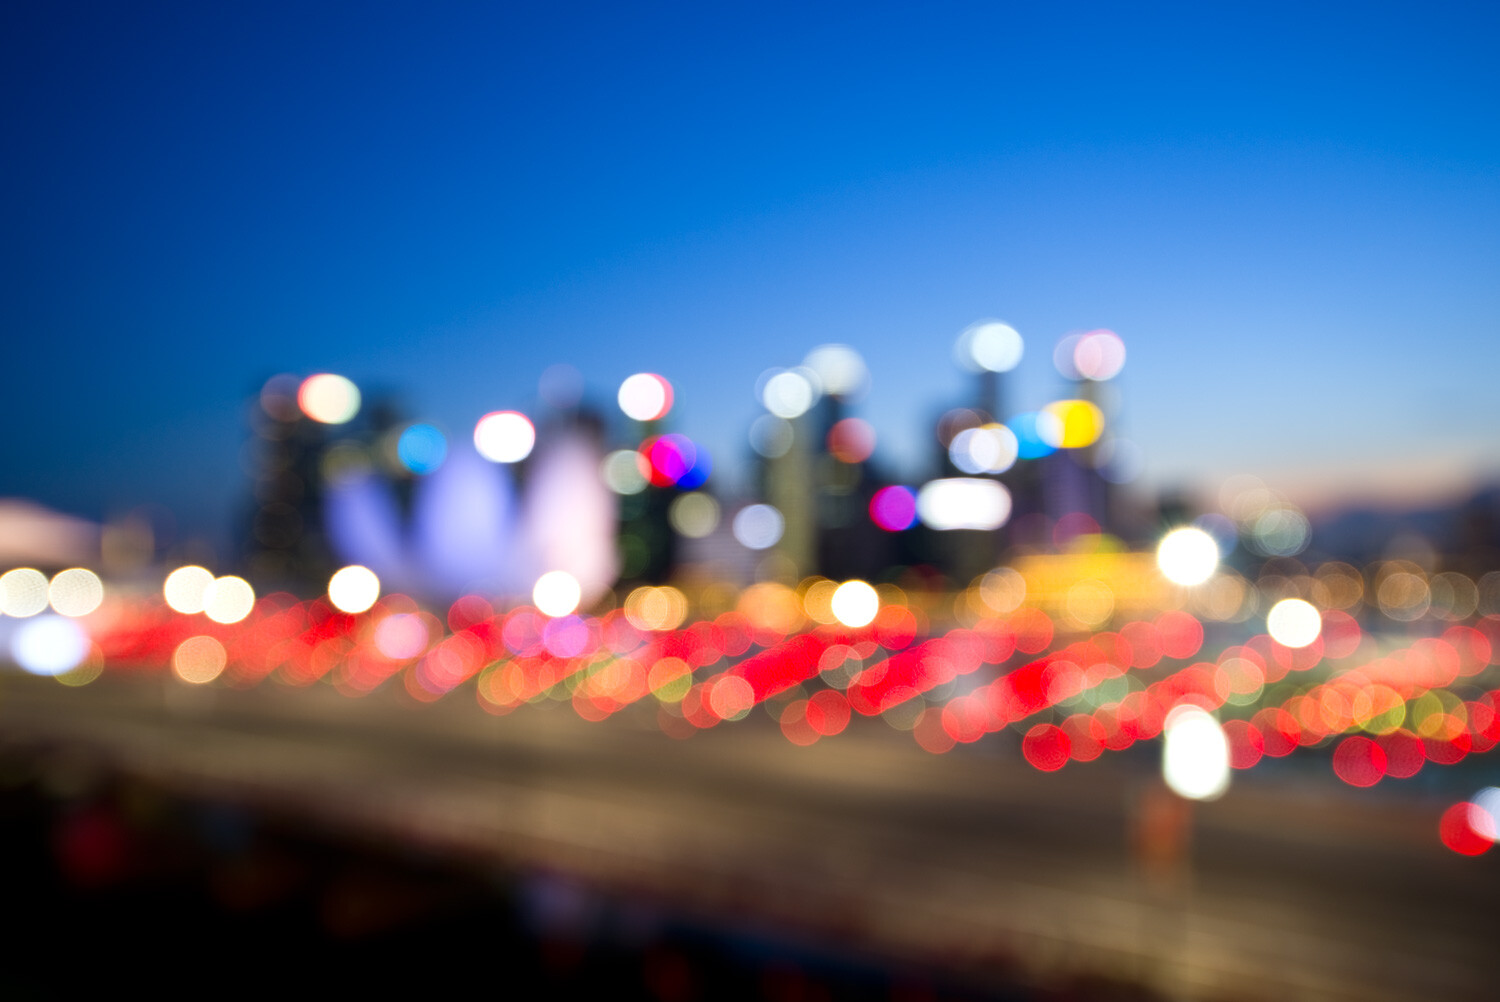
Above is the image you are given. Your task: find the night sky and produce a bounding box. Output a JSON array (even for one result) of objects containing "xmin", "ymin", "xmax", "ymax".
[{"xmin": 4, "ymin": 2, "xmax": 1498, "ymax": 548}]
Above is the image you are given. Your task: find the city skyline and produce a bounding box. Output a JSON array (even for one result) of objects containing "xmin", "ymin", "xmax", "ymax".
[{"xmin": 4, "ymin": 2, "xmax": 1498, "ymax": 545}]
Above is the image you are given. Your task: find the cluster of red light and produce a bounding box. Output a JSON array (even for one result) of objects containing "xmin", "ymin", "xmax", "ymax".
[{"xmin": 81, "ymin": 591, "xmax": 1500, "ymax": 853}]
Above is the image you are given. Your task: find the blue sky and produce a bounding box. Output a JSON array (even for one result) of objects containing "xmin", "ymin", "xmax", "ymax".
[{"xmin": 3, "ymin": 1, "xmax": 1498, "ymax": 543}]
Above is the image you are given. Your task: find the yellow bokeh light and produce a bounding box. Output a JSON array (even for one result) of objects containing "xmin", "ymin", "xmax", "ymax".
[
  {"xmin": 203, "ymin": 576, "xmax": 256, "ymax": 624},
  {"xmin": 1156, "ymin": 527, "xmax": 1219, "ymax": 586},
  {"xmin": 830, "ymin": 580, "xmax": 879, "ymax": 628},
  {"xmin": 164, "ymin": 565, "xmax": 215, "ymax": 615},
  {"xmin": 624, "ymin": 586, "xmax": 689, "ymax": 632},
  {"xmin": 1266, "ymin": 598, "xmax": 1321, "ymax": 648},
  {"xmin": 533, "ymin": 570, "xmax": 581, "ymax": 617},
  {"xmin": 328, "ymin": 565, "xmax": 380, "ymax": 614},
  {"xmin": 737, "ymin": 582, "xmax": 804, "ymax": 634},
  {"xmin": 48, "ymin": 568, "xmax": 104, "ymax": 617},
  {"xmin": 298, "ymin": 373, "xmax": 361, "ymax": 424},
  {"xmin": 1040, "ymin": 400, "xmax": 1105, "ymax": 449},
  {"xmin": 173, "ymin": 635, "xmax": 227, "ymax": 684}
]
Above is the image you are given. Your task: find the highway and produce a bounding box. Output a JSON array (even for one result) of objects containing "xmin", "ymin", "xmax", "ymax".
[{"xmin": 0, "ymin": 669, "xmax": 1495, "ymax": 1001}]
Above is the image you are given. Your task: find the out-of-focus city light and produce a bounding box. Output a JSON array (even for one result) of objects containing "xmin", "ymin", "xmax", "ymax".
[
  {"xmin": 1249, "ymin": 505, "xmax": 1311, "ymax": 557},
  {"xmin": 803, "ymin": 344, "xmax": 867, "ymax": 398},
  {"xmin": 173, "ymin": 635, "xmax": 227, "ymax": 684},
  {"xmin": 916, "ymin": 479, "xmax": 1012, "ymax": 531},
  {"xmin": 645, "ymin": 434, "xmax": 709, "ymax": 487},
  {"xmin": 533, "ymin": 570, "xmax": 582, "ymax": 617},
  {"xmin": 830, "ymin": 580, "xmax": 879, "ymax": 628},
  {"xmin": 1470, "ymin": 787, "xmax": 1500, "ymax": 842},
  {"xmin": 259, "ymin": 373, "xmax": 302, "ymax": 421},
  {"xmin": 0, "ymin": 568, "xmax": 51, "ymax": 617},
  {"xmin": 749, "ymin": 414, "xmax": 794, "ymax": 458},
  {"xmin": 374, "ymin": 613, "xmax": 430, "ymax": 660},
  {"xmin": 601, "ymin": 448, "xmax": 650, "ymax": 494},
  {"xmin": 1011, "ymin": 411, "xmax": 1062, "ymax": 459},
  {"xmin": 827, "ymin": 418, "xmax": 875, "ymax": 464},
  {"xmin": 298, "ymin": 373, "xmax": 361, "ymax": 424},
  {"xmin": 47, "ymin": 567, "xmax": 104, "ymax": 617},
  {"xmin": 202, "ymin": 575, "xmax": 255, "ymax": 624},
  {"xmin": 473, "ymin": 411, "xmax": 535, "ymax": 463},
  {"xmin": 761, "ymin": 369, "xmax": 817, "ymax": 419},
  {"xmin": 618, "ymin": 373, "xmax": 673, "ymax": 422},
  {"xmin": 1040, "ymin": 400, "xmax": 1105, "ymax": 449},
  {"xmin": 163, "ymin": 565, "xmax": 215, "ymax": 614},
  {"xmin": 955, "ymin": 320, "xmax": 1023, "ymax": 373},
  {"xmin": 1073, "ymin": 329, "xmax": 1126, "ymax": 380},
  {"xmin": 1266, "ymin": 598, "xmax": 1321, "ymax": 648},
  {"xmin": 624, "ymin": 585, "xmax": 689, "ymax": 631},
  {"xmin": 733, "ymin": 504, "xmax": 784, "ymax": 550},
  {"xmin": 1163, "ymin": 704, "xmax": 1230, "ymax": 801},
  {"xmin": 669, "ymin": 493, "xmax": 720, "ymax": 538},
  {"xmin": 949, "ymin": 424, "xmax": 1018, "ymax": 474},
  {"xmin": 869, "ymin": 486, "xmax": 917, "ymax": 531},
  {"xmin": 10, "ymin": 614, "xmax": 89, "ymax": 676},
  {"xmin": 396, "ymin": 423, "xmax": 447, "ymax": 474},
  {"xmin": 328, "ymin": 565, "xmax": 380, "ymax": 613},
  {"xmin": 1157, "ymin": 527, "xmax": 1220, "ymax": 586}
]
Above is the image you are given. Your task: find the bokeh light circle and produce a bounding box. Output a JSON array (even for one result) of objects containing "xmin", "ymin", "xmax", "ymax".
[
  {"xmin": 733, "ymin": 504, "xmax": 784, "ymax": 550},
  {"xmin": 830, "ymin": 580, "xmax": 879, "ymax": 628},
  {"xmin": 396, "ymin": 423, "xmax": 447, "ymax": 474},
  {"xmin": 1157, "ymin": 527, "xmax": 1219, "ymax": 586},
  {"xmin": 1267, "ymin": 598, "xmax": 1321, "ymax": 648},
  {"xmin": 474, "ymin": 411, "xmax": 536, "ymax": 463},
  {"xmin": 202, "ymin": 576, "xmax": 255, "ymax": 625},
  {"xmin": 869, "ymin": 486, "xmax": 917, "ymax": 531},
  {"xmin": 298, "ymin": 374, "xmax": 361, "ymax": 424},
  {"xmin": 328, "ymin": 565, "xmax": 381, "ymax": 614},
  {"xmin": 173, "ymin": 635, "xmax": 227, "ymax": 685},
  {"xmin": 164, "ymin": 566, "xmax": 215, "ymax": 615},
  {"xmin": 762, "ymin": 370, "xmax": 817, "ymax": 419},
  {"xmin": 1039, "ymin": 400, "xmax": 1105, "ymax": 449},
  {"xmin": 11, "ymin": 614, "xmax": 89, "ymax": 676},
  {"xmin": 955, "ymin": 320, "xmax": 1023, "ymax": 373},
  {"xmin": 601, "ymin": 449, "xmax": 650, "ymax": 494},
  {"xmin": 1162, "ymin": 705, "xmax": 1230, "ymax": 801},
  {"xmin": 533, "ymin": 570, "xmax": 582, "ymax": 617},
  {"xmin": 803, "ymin": 344, "xmax": 867, "ymax": 398},
  {"xmin": 618, "ymin": 373, "xmax": 673, "ymax": 422},
  {"xmin": 0, "ymin": 568, "xmax": 50, "ymax": 618},
  {"xmin": 949, "ymin": 424, "xmax": 1018, "ymax": 474},
  {"xmin": 827, "ymin": 418, "xmax": 875, "ymax": 464},
  {"xmin": 669, "ymin": 493, "xmax": 721, "ymax": 538},
  {"xmin": 1073, "ymin": 329, "xmax": 1126, "ymax": 380}
]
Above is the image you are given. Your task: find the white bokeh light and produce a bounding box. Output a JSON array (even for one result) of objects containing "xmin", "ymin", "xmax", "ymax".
[
  {"xmin": 732, "ymin": 504, "xmax": 784, "ymax": 550},
  {"xmin": 1157, "ymin": 527, "xmax": 1219, "ymax": 586},
  {"xmin": 328, "ymin": 565, "xmax": 381, "ymax": 614},
  {"xmin": 48, "ymin": 568, "xmax": 104, "ymax": 617},
  {"xmin": 298, "ymin": 374, "xmax": 361, "ymax": 424},
  {"xmin": 1267, "ymin": 598, "xmax": 1321, "ymax": 648},
  {"xmin": 830, "ymin": 580, "xmax": 879, "ymax": 628},
  {"xmin": 618, "ymin": 373, "xmax": 673, "ymax": 422},
  {"xmin": 474, "ymin": 411, "xmax": 536, "ymax": 463},
  {"xmin": 202, "ymin": 576, "xmax": 255, "ymax": 624},
  {"xmin": 533, "ymin": 570, "xmax": 582, "ymax": 617},
  {"xmin": 1163, "ymin": 704, "xmax": 1230, "ymax": 801},
  {"xmin": 955, "ymin": 321, "xmax": 1024, "ymax": 373}
]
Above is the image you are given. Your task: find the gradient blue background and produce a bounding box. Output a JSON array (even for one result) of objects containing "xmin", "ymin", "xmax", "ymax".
[{"xmin": 4, "ymin": 1, "xmax": 1498, "ymax": 546}]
